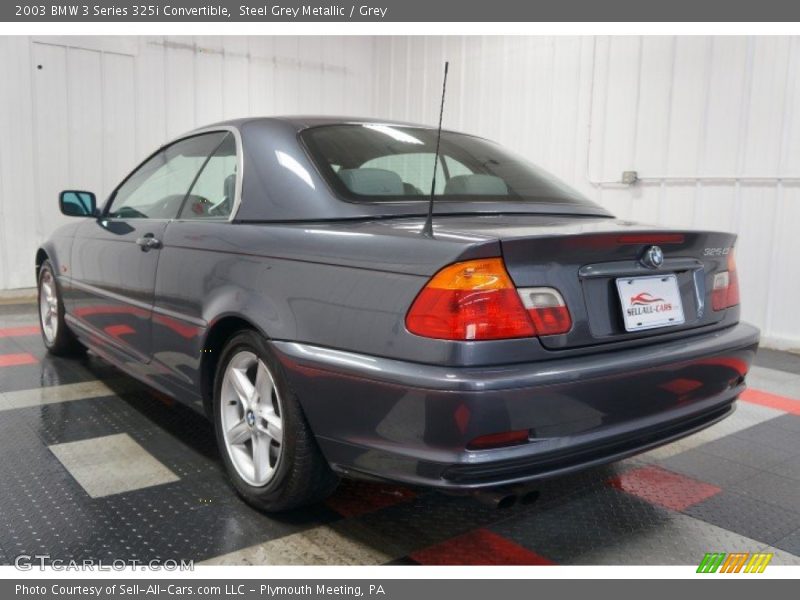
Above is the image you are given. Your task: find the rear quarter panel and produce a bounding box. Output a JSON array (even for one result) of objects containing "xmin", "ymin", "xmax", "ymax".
[{"xmin": 150, "ymin": 220, "xmax": 523, "ymax": 400}]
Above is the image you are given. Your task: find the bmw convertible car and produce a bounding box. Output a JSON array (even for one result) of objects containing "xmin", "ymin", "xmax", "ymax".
[{"xmin": 38, "ymin": 117, "xmax": 759, "ymax": 511}]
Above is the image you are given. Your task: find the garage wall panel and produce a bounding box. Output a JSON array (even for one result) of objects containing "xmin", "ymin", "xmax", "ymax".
[
  {"xmin": 31, "ymin": 43, "xmax": 71, "ymax": 243},
  {"xmin": 702, "ymin": 37, "xmax": 748, "ymax": 176},
  {"xmin": 101, "ymin": 53, "xmax": 137, "ymax": 196},
  {"xmin": 222, "ymin": 37, "xmax": 250, "ymax": 118},
  {"xmin": 634, "ymin": 37, "xmax": 674, "ymax": 177},
  {"xmin": 0, "ymin": 37, "xmax": 39, "ymax": 290},
  {"xmin": 742, "ymin": 37, "xmax": 791, "ymax": 177},
  {"xmin": 164, "ymin": 37, "xmax": 197, "ymax": 139},
  {"xmin": 194, "ymin": 37, "xmax": 225, "ymax": 125},
  {"xmin": 66, "ymin": 48, "xmax": 104, "ymax": 194},
  {"xmin": 0, "ymin": 35, "xmax": 377, "ymax": 292},
  {"xmin": 134, "ymin": 37, "xmax": 167, "ymax": 160}
]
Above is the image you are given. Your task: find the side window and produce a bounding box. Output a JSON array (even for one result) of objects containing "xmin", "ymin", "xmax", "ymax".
[
  {"xmin": 107, "ymin": 132, "xmax": 228, "ymax": 219},
  {"xmin": 177, "ymin": 133, "xmax": 237, "ymax": 220}
]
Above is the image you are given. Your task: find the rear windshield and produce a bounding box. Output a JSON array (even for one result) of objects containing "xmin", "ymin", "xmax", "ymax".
[{"xmin": 301, "ymin": 124, "xmax": 595, "ymax": 208}]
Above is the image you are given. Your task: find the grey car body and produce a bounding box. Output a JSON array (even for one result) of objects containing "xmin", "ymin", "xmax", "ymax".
[{"xmin": 38, "ymin": 116, "xmax": 759, "ymax": 494}]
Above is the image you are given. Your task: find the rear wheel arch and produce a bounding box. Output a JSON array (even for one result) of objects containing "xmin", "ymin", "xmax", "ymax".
[{"xmin": 200, "ymin": 315, "xmax": 267, "ymax": 416}]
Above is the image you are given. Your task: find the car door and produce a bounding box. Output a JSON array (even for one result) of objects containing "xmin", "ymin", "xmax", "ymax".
[
  {"xmin": 68, "ymin": 132, "xmax": 231, "ymax": 365},
  {"xmin": 148, "ymin": 131, "xmax": 240, "ymax": 398}
]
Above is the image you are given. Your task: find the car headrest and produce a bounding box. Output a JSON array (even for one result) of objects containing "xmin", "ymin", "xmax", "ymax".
[
  {"xmin": 444, "ymin": 174, "xmax": 508, "ymax": 196},
  {"xmin": 223, "ymin": 173, "xmax": 236, "ymax": 199},
  {"xmin": 403, "ymin": 182, "xmax": 423, "ymax": 195},
  {"xmin": 338, "ymin": 168, "xmax": 404, "ymax": 196}
]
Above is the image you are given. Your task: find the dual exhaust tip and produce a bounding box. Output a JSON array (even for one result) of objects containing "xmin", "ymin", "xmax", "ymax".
[{"xmin": 472, "ymin": 485, "xmax": 540, "ymax": 510}]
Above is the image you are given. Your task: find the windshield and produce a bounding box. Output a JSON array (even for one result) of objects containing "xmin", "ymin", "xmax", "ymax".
[{"xmin": 301, "ymin": 124, "xmax": 596, "ymax": 208}]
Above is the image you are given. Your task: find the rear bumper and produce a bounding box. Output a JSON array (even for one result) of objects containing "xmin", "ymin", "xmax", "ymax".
[{"xmin": 273, "ymin": 322, "xmax": 760, "ymax": 490}]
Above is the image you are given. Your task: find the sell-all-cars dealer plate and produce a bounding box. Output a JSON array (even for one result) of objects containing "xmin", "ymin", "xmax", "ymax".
[{"xmin": 616, "ymin": 274, "xmax": 685, "ymax": 332}]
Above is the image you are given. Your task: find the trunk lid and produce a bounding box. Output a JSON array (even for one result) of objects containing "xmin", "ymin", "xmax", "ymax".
[{"xmin": 425, "ymin": 215, "xmax": 738, "ymax": 350}]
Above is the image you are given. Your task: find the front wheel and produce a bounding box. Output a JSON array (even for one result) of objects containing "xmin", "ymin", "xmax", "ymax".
[
  {"xmin": 38, "ymin": 260, "xmax": 85, "ymax": 356},
  {"xmin": 213, "ymin": 330, "xmax": 338, "ymax": 511}
]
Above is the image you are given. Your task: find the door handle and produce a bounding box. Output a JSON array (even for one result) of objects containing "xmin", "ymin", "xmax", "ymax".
[{"xmin": 136, "ymin": 235, "xmax": 162, "ymax": 251}]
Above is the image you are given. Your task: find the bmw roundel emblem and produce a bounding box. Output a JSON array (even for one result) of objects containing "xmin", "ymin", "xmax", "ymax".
[{"xmin": 642, "ymin": 245, "xmax": 664, "ymax": 269}]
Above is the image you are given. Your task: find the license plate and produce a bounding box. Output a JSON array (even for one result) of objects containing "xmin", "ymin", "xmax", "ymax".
[{"xmin": 616, "ymin": 274, "xmax": 685, "ymax": 332}]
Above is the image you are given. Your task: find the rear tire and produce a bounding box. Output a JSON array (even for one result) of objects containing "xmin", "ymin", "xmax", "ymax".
[
  {"xmin": 213, "ymin": 329, "xmax": 338, "ymax": 512},
  {"xmin": 37, "ymin": 260, "xmax": 86, "ymax": 356}
]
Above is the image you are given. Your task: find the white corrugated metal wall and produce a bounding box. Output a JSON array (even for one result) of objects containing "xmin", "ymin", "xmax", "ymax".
[
  {"xmin": 373, "ymin": 36, "xmax": 800, "ymax": 350},
  {"xmin": 0, "ymin": 35, "xmax": 798, "ymax": 349},
  {"xmin": 0, "ymin": 34, "xmax": 376, "ymax": 289}
]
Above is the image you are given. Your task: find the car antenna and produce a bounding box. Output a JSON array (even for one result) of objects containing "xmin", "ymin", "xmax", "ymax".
[{"xmin": 422, "ymin": 61, "xmax": 449, "ymax": 238}]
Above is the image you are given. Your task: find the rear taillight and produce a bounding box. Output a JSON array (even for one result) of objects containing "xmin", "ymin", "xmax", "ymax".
[
  {"xmin": 517, "ymin": 287, "xmax": 572, "ymax": 335},
  {"xmin": 406, "ymin": 258, "xmax": 572, "ymax": 340},
  {"xmin": 405, "ymin": 258, "xmax": 536, "ymax": 340},
  {"xmin": 712, "ymin": 251, "xmax": 740, "ymax": 311}
]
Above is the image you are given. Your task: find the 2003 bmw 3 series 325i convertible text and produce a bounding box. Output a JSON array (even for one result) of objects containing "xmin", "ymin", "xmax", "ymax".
[{"xmin": 37, "ymin": 117, "xmax": 759, "ymax": 511}]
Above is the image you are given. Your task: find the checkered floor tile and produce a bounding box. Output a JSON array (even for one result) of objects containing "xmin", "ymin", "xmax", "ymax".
[{"xmin": 0, "ymin": 303, "xmax": 799, "ymax": 566}]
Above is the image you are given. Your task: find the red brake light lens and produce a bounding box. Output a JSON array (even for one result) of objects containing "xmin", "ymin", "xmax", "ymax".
[
  {"xmin": 405, "ymin": 258, "xmax": 536, "ymax": 340},
  {"xmin": 712, "ymin": 251, "xmax": 740, "ymax": 311},
  {"xmin": 617, "ymin": 233, "xmax": 685, "ymax": 245}
]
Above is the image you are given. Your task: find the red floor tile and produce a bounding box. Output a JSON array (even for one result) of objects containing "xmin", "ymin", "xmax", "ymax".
[
  {"xmin": 0, "ymin": 325, "xmax": 40, "ymax": 338},
  {"xmin": 608, "ymin": 465, "xmax": 721, "ymax": 511},
  {"xmin": 410, "ymin": 528, "xmax": 556, "ymax": 565},
  {"xmin": 0, "ymin": 352, "xmax": 38, "ymax": 367},
  {"xmin": 741, "ymin": 388, "xmax": 800, "ymax": 416},
  {"xmin": 325, "ymin": 480, "xmax": 416, "ymax": 518}
]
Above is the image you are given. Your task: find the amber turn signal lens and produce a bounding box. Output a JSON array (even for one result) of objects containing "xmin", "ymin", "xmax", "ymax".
[{"xmin": 406, "ymin": 258, "xmax": 536, "ymax": 340}]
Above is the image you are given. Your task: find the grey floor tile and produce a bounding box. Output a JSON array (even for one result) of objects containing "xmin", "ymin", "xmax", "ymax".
[
  {"xmin": 770, "ymin": 414, "xmax": 800, "ymax": 434},
  {"xmin": 768, "ymin": 456, "xmax": 800, "ymax": 482},
  {"xmin": 735, "ymin": 471, "xmax": 800, "ymax": 512},
  {"xmin": 754, "ymin": 348, "xmax": 800, "ymax": 375},
  {"xmin": 772, "ymin": 528, "xmax": 800, "ymax": 556},
  {"xmin": 685, "ymin": 490, "xmax": 800, "ymax": 545},
  {"xmin": 732, "ymin": 420, "xmax": 800, "ymax": 453},
  {"xmin": 659, "ymin": 449, "xmax": 761, "ymax": 488},
  {"xmin": 697, "ymin": 435, "xmax": 797, "ymax": 470},
  {"xmin": 748, "ymin": 365, "xmax": 800, "ymax": 387}
]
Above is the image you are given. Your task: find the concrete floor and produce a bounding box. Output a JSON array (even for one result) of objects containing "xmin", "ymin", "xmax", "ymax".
[{"xmin": 1, "ymin": 300, "xmax": 799, "ymax": 566}]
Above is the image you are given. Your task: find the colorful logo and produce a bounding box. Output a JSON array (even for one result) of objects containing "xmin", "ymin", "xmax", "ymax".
[
  {"xmin": 697, "ymin": 552, "xmax": 773, "ymax": 573},
  {"xmin": 630, "ymin": 292, "xmax": 665, "ymax": 306}
]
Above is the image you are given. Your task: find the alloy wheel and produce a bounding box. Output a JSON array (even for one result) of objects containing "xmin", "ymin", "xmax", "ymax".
[
  {"xmin": 220, "ymin": 350, "xmax": 284, "ymax": 487},
  {"xmin": 39, "ymin": 270, "xmax": 59, "ymax": 344}
]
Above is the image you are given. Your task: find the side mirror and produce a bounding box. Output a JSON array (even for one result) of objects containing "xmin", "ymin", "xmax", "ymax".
[{"xmin": 59, "ymin": 190, "xmax": 97, "ymax": 217}]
